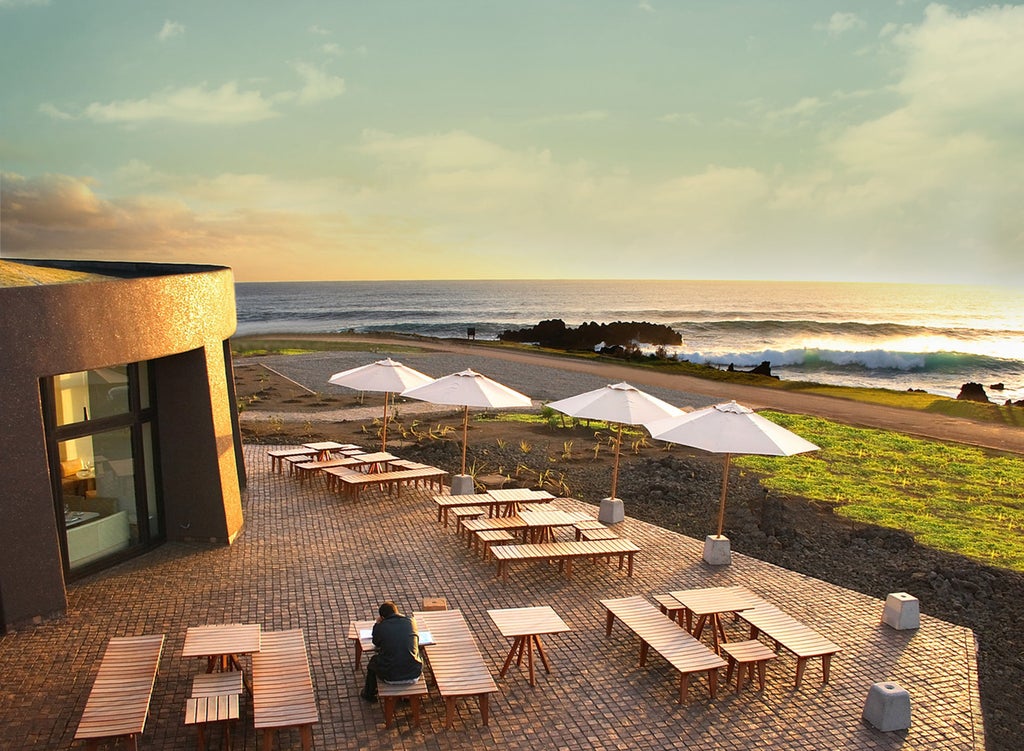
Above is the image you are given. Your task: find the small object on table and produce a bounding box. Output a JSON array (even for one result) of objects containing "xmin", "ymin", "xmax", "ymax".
[
  {"xmin": 720, "ymin": 639, "xmax": 777, "ymax": 693},
  {"xmin": 488, "ymin": 606, "xmax": 571, "ymax": 686}
]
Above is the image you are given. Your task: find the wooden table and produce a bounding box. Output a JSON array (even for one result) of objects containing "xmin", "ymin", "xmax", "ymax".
[
  {"xmin": 183, "ymin": 623, "xmax": 262, "ymax": 691},
  {"xmin": 302, "ymin": 441, "xmax": 359, "ymax": 459},
  {"xmin": 345, "ymin": 619, "xmax": 376, "ymax": 670},
  {"xmin": 488, "ymin": 606, "xmax": 571, "ymax": 686},
  {"xmin": 517, "ymin": 508, "xmax": 580, "ymax": 543},
  {"xmin": 668, "ymin": 586, "xmax": 758, "ymax": 654},
  {"xmin": 484, "ymin": 488, "xmax": 555, "ymax": 516}
]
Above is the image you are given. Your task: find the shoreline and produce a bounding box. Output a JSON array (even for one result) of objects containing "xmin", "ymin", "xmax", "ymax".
[{"xmin": 233, "ymin": 332, "xmax": 1024, "ymax": 455}]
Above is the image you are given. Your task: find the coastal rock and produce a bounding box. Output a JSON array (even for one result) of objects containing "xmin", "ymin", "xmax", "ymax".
[
  {"xmin": 956, "ymin": 382, "xmax": 990, "ymax": 403},
  {"xmin": 747, "ymin": 360, "xmax": 779, "ymax": 378}
]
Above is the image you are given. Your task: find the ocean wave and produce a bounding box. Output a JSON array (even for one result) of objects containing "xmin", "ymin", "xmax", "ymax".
[
  {"xmin": 674, "ymin": 319, "xmax": 1021, "ymax": 342},
  {"xmin": 670, "ymin": 347, "xmax": 1023, "ymax": 375}
]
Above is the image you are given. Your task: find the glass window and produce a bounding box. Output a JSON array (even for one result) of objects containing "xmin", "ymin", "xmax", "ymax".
[
  {"xmin": 59, "ymin": 428, "xmax": 139, "ymax": 571},
  {"xmin": 53, "ymin": 365, "xmax": 130, "ymax": 426},
  {"xmin": 50, "ymin": 361, "xmax": 161, "ymax": 574}
]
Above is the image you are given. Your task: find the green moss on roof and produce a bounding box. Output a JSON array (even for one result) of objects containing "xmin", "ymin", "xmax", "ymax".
[{"xmin": 0, "ymin": 260, "xmax": 111, "ymax": 288}]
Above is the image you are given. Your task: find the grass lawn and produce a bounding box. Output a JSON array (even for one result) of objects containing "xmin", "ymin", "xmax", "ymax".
[{"xmin": 737, "ymin": 412, "xmax": 1024, "ymax": 572}]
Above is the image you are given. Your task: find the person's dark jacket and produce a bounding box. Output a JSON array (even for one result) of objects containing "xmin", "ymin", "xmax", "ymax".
[{"xmin": 371, "ymin": 613, "xmax": 423, "ymax": 682}]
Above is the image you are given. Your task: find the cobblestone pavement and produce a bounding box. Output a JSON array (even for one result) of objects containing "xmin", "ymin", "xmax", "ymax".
[{"xmin": 0, "ymin": 445, "xmax": 984, "ymax": 750}]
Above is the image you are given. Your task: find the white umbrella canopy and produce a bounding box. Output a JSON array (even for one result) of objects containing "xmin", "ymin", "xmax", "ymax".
[
  {"xmin": 547, "ymin": 382, "xmax": 684, "ymax": 501},
  {"xmin": 401, "ymin": 369, "xmax": 532, "ymax": 475},
  {"xmin": 645, "ymin": 400, "xmax": 819, "ymax": 537},
  {"xmin": 327, "ymin": 358, "xmax": 434, "ymax": 451}
]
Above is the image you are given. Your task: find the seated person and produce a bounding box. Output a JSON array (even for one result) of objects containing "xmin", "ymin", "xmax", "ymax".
[{"xmin": 361, "ymin": 601, "xmax": 423, "ymax": 701}]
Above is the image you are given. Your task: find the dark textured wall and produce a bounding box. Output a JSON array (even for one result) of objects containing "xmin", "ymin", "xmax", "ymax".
[{"xmin": 0, "ymin": 261, "xmax": 243, "ymax": 630}]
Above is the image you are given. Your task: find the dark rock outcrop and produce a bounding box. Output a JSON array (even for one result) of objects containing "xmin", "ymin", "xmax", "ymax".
[
  {"xmin": 956, "ymin": 382, "xmax": 990, "ymax": 403},
  {"xmin": 498, "ymin": 318, "xmax": 682, "ymax": 351}
]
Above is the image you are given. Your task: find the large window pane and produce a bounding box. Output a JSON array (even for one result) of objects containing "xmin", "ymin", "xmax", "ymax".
[
  {"xmin": 60, "ymin": 428, "xmax": 138, "ymax": 570},
  {"xmin": 53, "ymin": 366, "xmax": 130, "ymax": 426}
]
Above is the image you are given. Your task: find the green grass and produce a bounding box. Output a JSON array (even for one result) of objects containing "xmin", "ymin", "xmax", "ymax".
[
  {"xmin": 231, "ymin": 337, "xmax": 427, "ymax": 357},
  {"xmin": 735, "ymin": 412, "xmax": 1024, "ymax": 571},
  {"xmin": 481, "ymin": 408, "xmax": 1024, "ymax": 571}
]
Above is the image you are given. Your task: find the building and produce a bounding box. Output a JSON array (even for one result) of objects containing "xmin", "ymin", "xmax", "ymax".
[{"xmin": 0, "ymin": 259, "xmax": 245, "ymax": 631}]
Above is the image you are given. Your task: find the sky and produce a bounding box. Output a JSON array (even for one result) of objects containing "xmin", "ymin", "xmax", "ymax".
[{"xmin": 1, "ymin": 1, "xmax": 1022, "ymax": 285}]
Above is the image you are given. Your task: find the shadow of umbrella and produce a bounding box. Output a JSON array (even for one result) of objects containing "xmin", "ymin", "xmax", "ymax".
[
  {"xmin": 327, "ymin": 358, "xmax": 434, "ymax": 452},
  {"xmin": 547, "ymin": 382, "xmax": 684, "ymax": 523},
  {"xmin": 402, "ymin": 369, "xmax": 532, "ymax": 493},
  {"xmin": 645, "ymin": 400, "xmax": 819, "ymax": 565}
]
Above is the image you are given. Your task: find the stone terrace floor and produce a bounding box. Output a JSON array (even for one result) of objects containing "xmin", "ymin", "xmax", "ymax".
[{"xmin": 0, "ymin": 445, "xmax": 985, "ymax": 750}]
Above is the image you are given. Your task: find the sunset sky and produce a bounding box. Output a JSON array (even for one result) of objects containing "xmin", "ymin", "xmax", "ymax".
[{"xmin": 1, "ymin": 1, "xmax": 1022, "ymax": 284}]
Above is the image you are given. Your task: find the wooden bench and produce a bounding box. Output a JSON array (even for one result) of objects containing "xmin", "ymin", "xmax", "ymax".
[
  {"xmin": 490, "ymin": 538, "xmax": 640, "ymax": 580},
  {"xmin": 449, "ymin": 505, "xmax": 486, "ymax": 529},
  {"xmin": 292, "ymin": 456, "xmax": 362, "ymax": 484},
  {"xmin": 413, "ymin": 609, "xmax": 497, "ymax": 728},
  {"xmin": 377, "ymin": 676, "xmax": 428, "ymax": 728},
  {"xmin": 473, "ymin": 529, "xmax": 517, "ymax": 558},
  {"xmin": 267, "ymin": 448, "xmax": 318, "ymax": 473},
  {"xmin": 332, "ymin": 467, "xmax": 448, "ymax": 500},
  {"xmin": 185, "ymin": 674, "xmax": 241, "ymax": 751},
  {"xmin": 252, "ymin": 629, "xmax": 319, "ymax": 750},
  {"xmin": 600, "ymin": 596, "xmax": 726, "ymax": 703},
  {"xmin": 736, "ymin": 602, "xmax": 842, "ymax": 688},
  {"xmin": 74, "ymin": 633, "xmax": 165, "ymax": 751},
  {"xmin": 578, "ymin": 527, "xmax": 619, "ymax": 541},
  {"xmin": 459, "ymin": 515, "xmax": 528, "ymax": 542}
]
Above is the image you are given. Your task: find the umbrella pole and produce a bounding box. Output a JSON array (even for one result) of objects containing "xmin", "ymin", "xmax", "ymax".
[
  {"xmin": 716, "ymin": 453, "xmax": 731, "ymax": 537},
  {"xmin": 460, "ymin": 405, "xmax": 469, "ymax": 475},
  {"xmin": 381, "ymin": 391, "xmax": 390, "ymax": 452},
  {"xmin": 610, "ymin": 423, "xmax": 623, "ymax": 500}
]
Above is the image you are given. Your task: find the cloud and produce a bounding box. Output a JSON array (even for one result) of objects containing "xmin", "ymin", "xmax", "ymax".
[
  {"xmin": 819, "ymin": 12, "xmax": 866, "ymax": 36},
  {"xmin": 157, "ymin": 20, "xmax": 184, "ymax": 41},
  {"xmin": 0, "ymin": 171, "xmax": 446, "ymax": 281},
  {"xmin": 0, "ymin": 0, "xmax": 48, "ymax": 7},
  {"xmin": 49, "ymin": 62, "xmax": 345, "ymax": 125},
  {"xmin": 80, "ymin": 82, "xmax": 279, "ymax": 124},
  {"xmin": 308, "ymin": 24, "xmax": 331, "ymax": 36},
  {"xmin": 291, "ymin": 62, "xmax": 346, "ymax": 104},
  {"xmin": 39, "ymin": 102, "xmax": 73, "ymax": 120}
]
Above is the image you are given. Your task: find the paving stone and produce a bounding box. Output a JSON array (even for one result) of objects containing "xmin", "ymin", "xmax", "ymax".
[{"xmin": 0, "ymin": 444, "xmax": 984, "ymax": 750}]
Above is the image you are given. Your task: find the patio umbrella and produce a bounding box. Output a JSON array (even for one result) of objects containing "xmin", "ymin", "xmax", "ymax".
[
  {"xmin": 401, "ymin": 369, "xmax": 532, "ymax": 476},
  {"xmin": 327, "ymin": 358, "xmax": 434, "ymax": 451},
  {"xmin": 546, "ymin": 382, "xmax": 684, "ymax": 504},
  {"xmin": 645, "ymin": 400, "xmax": 819, "ymax": 539}
]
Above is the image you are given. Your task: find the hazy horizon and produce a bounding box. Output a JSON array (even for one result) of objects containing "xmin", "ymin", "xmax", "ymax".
[{"xmin": 2, "ymin": 2, "xmax": 1022, "ymax": 287}]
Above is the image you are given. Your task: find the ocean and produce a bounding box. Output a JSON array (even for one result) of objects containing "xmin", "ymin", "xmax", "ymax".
[{"xmin": 234, "ymin": 280, "xmax": 1024, "ymax": 403}]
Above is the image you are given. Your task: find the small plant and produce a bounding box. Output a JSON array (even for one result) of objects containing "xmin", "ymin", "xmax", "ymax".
[
  {"xmin": 519, "ymin": 440, "xmax": 533, "ymax": 454},
  {"xmin": 561, "ymin": 440, "xmax": 574, "ymax": 460},
  {"xmin": 631, "ymin": 436, "xmax": 650, "ymax": 454},
  {"xmin": 496, "ymin": 437, "xmax": 508, "ymax": 450}
]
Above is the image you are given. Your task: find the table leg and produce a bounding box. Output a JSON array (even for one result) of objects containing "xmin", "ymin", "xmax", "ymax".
[
  {"xmin": 693, "ymin": 614, "xmax": 709, "ymax": 640},
  {"xmin": 534, "ymin": 634, "xmax": 551, "ymax": 674},
  {"xmin": 526, "ymin": 634, "xmax": 535, "ymax": 685},
  {"xmin": 500, "ymin": 637, "xmax": 523, "ymax": 677}
]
